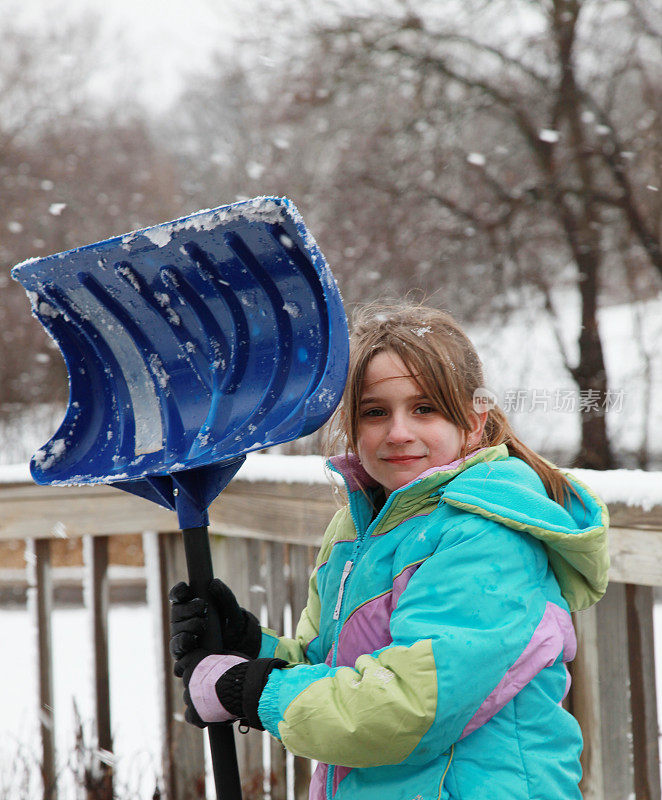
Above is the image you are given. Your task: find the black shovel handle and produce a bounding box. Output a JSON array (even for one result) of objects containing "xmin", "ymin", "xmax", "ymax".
[{"xmin": 182, "ymin": 525, "xmax": 242, "ymax": 800}]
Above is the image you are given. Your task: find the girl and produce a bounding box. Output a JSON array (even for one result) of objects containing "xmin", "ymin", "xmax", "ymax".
[{"xmin": 170, "ymin": 304, "xmax": 609, "ymax": 800}]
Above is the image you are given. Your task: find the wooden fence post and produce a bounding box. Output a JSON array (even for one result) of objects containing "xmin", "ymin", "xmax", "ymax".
[
  {"xmin": 146, "ymin": 532, "xmax": 206, "ymax": 800},
  {"xmin": 27, "ymin": 538, "xmax": 56, "ymax": 800},
  {"xmin": 287, "ymin": 544, "xmax": 313, "ymax": 800},
  {"xmin": 572, "ymin": 582, "xmax": 634, "ymax": 800},
  {"xmin": 143, "ymin": 531, "xmax": 178, "ymax": 800},
  {"xmin": 625, "ymin": 584, "xmax": 661, "ymax": 800},
  {"xmin": 245, "ymin": 537, "xmax": 270, "ymax": 800},
  {"xmin": 570, "ymin": 600, "xmax": 604, "ymax": 800},
  {"xmin": 83, "ymin": 534, "xmax": 113, "ymax": 800},
  {"xmin": 263, "ymin": 541, "xmax": 287, "ymax": 800},
  {"xmin": 211, "ymin": 534, "xmax": 266, "ymax": 798}
]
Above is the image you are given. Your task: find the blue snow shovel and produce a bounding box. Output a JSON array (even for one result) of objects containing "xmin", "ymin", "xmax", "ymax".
[{"xmin": 12, "ymin": 196, "xmax": 349, "ymax": 800}]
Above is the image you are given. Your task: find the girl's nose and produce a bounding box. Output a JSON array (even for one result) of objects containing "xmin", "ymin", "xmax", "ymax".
[{"xmin": 386, "ymin": 413, "xmax": 414, "ymax": 444}]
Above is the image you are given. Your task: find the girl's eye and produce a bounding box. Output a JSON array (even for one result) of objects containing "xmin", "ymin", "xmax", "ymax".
[
  {"xmin": 415, "ymin": 405, "xmax": 435, "ymax": 415},
  {"xmin": 361, "ymin": 407, "xmax": 385, "ymax": 418}
]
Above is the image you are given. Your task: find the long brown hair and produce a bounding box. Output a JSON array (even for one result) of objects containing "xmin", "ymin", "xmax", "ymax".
[{"xmin": 327, "ymin": 303, "xmax": 576, "ymax": 507}]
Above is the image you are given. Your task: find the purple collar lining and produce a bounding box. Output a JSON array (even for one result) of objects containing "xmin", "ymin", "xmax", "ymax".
[{"xmin": 328, "ymin": 453, "xmax": 379, "ymax": 493}]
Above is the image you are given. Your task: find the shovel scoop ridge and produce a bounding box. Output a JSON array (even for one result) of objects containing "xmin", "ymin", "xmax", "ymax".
[{"xmin": 12, "ymin": 196, "xmax": 349, "ymax": 488}]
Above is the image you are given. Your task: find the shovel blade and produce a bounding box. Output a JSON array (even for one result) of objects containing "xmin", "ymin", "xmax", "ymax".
[{"xmin": 12, "ymin": 196, "xmax": 348, "ymax": 487}]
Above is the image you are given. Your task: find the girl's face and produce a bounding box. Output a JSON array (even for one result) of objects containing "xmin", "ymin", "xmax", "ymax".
[{"xmin": 356, "ymin": 350, "xmax": 484, "ymax": 495}]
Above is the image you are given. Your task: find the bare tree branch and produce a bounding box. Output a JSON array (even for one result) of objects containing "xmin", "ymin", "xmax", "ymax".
[{"xmin": 580, "ymin": 96, "xmax": 662, "ymax": 275}]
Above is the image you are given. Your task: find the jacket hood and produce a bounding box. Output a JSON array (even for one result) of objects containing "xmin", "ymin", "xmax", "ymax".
[{"xmin": 441, "ymin": 450, "xmax": 610, "ymax": 612}]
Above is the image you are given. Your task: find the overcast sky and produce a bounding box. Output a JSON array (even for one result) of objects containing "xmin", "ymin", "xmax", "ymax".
[
  {"xmin": 15, "ymin": 0, "xmax": 259, "ymax": 110},
  {"xmin": 13, "ymin": 0, "xmax": 401, "ymax": 111}
]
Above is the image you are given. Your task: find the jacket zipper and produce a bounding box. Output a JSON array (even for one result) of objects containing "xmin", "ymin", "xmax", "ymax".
[{"xmin": 333, "ymin": 560, "xmax": 354, "ymax": 620}]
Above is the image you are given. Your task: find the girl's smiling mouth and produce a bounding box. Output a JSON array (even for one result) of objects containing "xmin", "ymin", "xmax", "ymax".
[{"xmin": 381, "ymin": 455, "xmax": 425, "ymax": 463}]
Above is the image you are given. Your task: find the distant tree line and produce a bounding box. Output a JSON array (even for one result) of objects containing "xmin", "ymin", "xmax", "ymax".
[{"xmin": 0, "ymin": 13, "xmax": 191, "ymax": 416}]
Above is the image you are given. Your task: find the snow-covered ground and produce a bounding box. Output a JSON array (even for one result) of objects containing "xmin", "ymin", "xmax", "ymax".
[{"xmin": 1, "ymin": 604, "xmax": 161, "ymax": 799}]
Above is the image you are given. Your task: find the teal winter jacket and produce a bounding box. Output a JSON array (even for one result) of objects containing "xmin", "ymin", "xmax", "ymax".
[{"xmin": 256, "ymin": 445, "xmax": 610, "ymax": 800}]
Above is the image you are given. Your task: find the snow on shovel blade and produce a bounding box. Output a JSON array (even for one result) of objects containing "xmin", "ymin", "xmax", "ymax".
[{"xmin": 11, "ymin": 196, "xmax": 349, "ymax": 487}]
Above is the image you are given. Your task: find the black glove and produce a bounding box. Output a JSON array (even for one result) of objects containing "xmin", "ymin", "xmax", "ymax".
[
  {"xmin": 169, "ymin": 578, "xmax": 262, "ymax": 660},
  {"xmin": 175, "ymin": 648, "xmax": 286, "ymax": 729}
]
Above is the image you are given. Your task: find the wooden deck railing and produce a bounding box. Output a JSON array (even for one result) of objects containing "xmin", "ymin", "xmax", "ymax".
[{"xmin": 1, "ymin": 461, "xmax": 661, "ymax": 800}]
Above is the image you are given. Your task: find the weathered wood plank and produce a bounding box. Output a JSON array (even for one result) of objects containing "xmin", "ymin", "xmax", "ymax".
[
  {"xmin": 244, "ymin": 535, "xmax": 270, "ymax": 800},
  {"xmin": 143, "ymin": 532, "xmax": 178, "ymax": 800},
  {"xmin": 159, "ymin": 533, "xmax": 207, "ymax": 800},
  {"xmin": 288, "ymin": 545, "xmax": 311, "ymax": 638},
  {"xmin": 607, "ymin": 527, "xmax": 662, "ymax": 586},
  {"xmin": 0, "ymin": 480, "xmax": 334, "ymax": 544},
  {"xmin": 608, "ymin": 502, "xmax": 662, "ymax": 530},
  {"xmin": 211, "ymin": 536, "xmax": 265, "ymax": 792},
  {"xmin": 246, "ymin": 537, "xmax": 266, "ymax": 622},
  {"xmin": 288, "ymin": 545, "xmax": 313, "ymax": 800},
  {"xmin": 595, "ymin": 584, "xmax": 634, "ymax": 800},
  {"xmin": 209, "ymin": 483, "xmax": 332, "ymax": 546},
  {"xmin": 625, "ymin": 584, "xmax": 661, "ymax": 800},
  {"xmin": 0, "ymin": 484, "xmax": 178, "ymax": 540},
  {"xmin": 570, "ymin": 603, "xmax": 605, "ymax": 800},
  {"xmin": 27, "ymin": 539, "xmax": 56, "ymax": 800},
  {"xmin": 83, "ymin": 535, "xmax": 113, "ymax": 800},
  {"xmin": 244, "ymin": 537, "xmax": 270, "ymax": 800},
  {"xmin": 572, "ymin": 583, "xmax": 634, "ymax": 800},
  {"xmin": 264, "ymin": 541, "xmax": 288, "ymax": 800}
]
